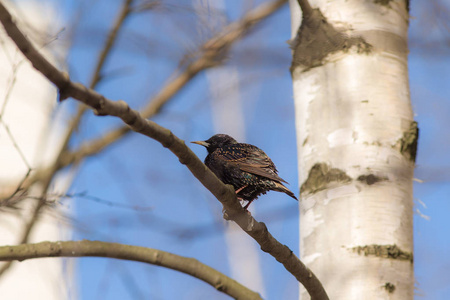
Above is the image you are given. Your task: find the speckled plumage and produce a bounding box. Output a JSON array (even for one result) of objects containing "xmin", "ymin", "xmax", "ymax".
[{"xmin": 192, "ymin": 134, "xmax": 297, "ymax": 209}]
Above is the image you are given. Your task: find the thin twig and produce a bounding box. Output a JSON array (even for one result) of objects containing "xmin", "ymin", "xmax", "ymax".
[
  {"xmin": 56, "ymin": 192, "xmax": 154, "ymax": 211},
  {"xmin": 0, "ymin": 118, "xmax": 31, "ymax": 169},
  {"xmin": 0, "ymin": 60, "xmax": 24, "ymax": 118},
  {"xmin": 90, "ymin": 0, "xmax": 134, "ymax": 88},
  {"xmin": 1, "ymin": 169, "xmax": 32, "ymax": 206}
]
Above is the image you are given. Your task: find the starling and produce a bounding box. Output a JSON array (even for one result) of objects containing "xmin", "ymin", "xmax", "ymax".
[{"xmin": 192, "ymin": 134, "xmax": 297, "ymax": 209}]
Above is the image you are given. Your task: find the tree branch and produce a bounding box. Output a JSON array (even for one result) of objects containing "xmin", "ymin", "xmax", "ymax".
[
  {"xmin": 0, "ymin": 2, "xmax": 328, "ymax": 299},
  {"xmin": 0, "ymin": 240, "xmax": 262, "ymax": 300},
  {"xmin": 90, "ymin": 0, "xmax": 134, "ymax": 88},
  {"xmin": 59, "ymin": 0, "xmax": 136, "ymax": 153}
]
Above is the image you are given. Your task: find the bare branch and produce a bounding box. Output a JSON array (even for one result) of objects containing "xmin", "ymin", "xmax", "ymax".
[
  {"xmin": 0, "ymin": 2, "xmax": 328, "ymax": 299},
  {"xmin": 58, "ymin": 0, "xmax": 136, "ymax": 158},
  {"xmin": 90, "ymin": 0, "xmax": 134, "ymax": 88},
  {"xmin": 58, "ymin": 191, "xmax": 154, "ymax": 211},
  {"xmin": 0, "ymin": 240, "xmax": 262, "ymax": 300},
  {"xmin": 0, "ymin": 169, "xmax": 31, "ymax": 207},
  {"xmin": 0, "ymin": 118, "xmax": 31, "ymax": 170}
]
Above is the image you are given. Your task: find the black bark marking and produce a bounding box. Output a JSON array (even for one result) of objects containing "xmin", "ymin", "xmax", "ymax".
[
  {"xmin": 399, "ymin": 121, "xmax": 419, "ymax": 162},
  {"xmin": 290, "ymin": 8, "xmax": 372, "ymax": 72},
  {"xmin": 351, "ymin": 244, "xmax": 413, "ymax": 263},
  {"xmin": 300, "ymin": 163, "xmax": 352, "ymax": 195},
  {"xmin": 374, "ymin": 0, "xmax": 394, "ymax": 6},
  {"xmin": 357, "ymin": 174, "xmax": 388, "ymax": 185},
  {"xmin": 384, "ymin": 282, "xmax": 396, "ymax": 293},
  {"xmin": 374, "ymin": 0, "xmax": 409, "ymax": 13}
]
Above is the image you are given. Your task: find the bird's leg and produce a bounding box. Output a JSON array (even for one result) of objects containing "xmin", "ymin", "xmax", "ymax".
[
  {"xmin": 235, "ymin": 185, "xmax": 249, "ymax": 210},
  {"xmin": 243, "ymin": 200, "xmax": 253, "ymax": 210},
  {"xmin": 235, "ymin": 185, "xmax": 248, "ymax": 194},
  {"xmin": 235, "ymin": 185, "xmax": 252, "ymax": 211}
]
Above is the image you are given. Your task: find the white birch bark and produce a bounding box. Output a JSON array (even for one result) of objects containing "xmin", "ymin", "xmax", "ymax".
[{"xmin": 289, "ymin": 0, "xmax": 415, "ymax": 299}]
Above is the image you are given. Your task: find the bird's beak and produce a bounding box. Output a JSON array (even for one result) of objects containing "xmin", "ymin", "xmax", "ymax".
[{"xmin": 191, "ymin": 140, "xmax": 209, "ymax": 147}]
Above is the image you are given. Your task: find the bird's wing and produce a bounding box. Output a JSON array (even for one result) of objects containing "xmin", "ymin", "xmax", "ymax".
[{"xmin": 217, "ymin": 144, "xmax": 288, "ymax": 183}]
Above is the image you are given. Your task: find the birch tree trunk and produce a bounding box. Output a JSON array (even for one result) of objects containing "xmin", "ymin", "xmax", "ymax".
[{"xmin": 289, "ymin": 0, "xmax": 417, "ymax": 299}]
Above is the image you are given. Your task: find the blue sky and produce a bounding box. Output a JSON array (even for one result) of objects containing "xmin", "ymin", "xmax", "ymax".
[{"xmin": 25, "ymin": 0, "xmax": 450, "ymax": 299}]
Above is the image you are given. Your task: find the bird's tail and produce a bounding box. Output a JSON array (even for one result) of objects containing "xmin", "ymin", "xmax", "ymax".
[{"xmin": 274, "ymin": 182, "xmax": 298, "ymax": 201}]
